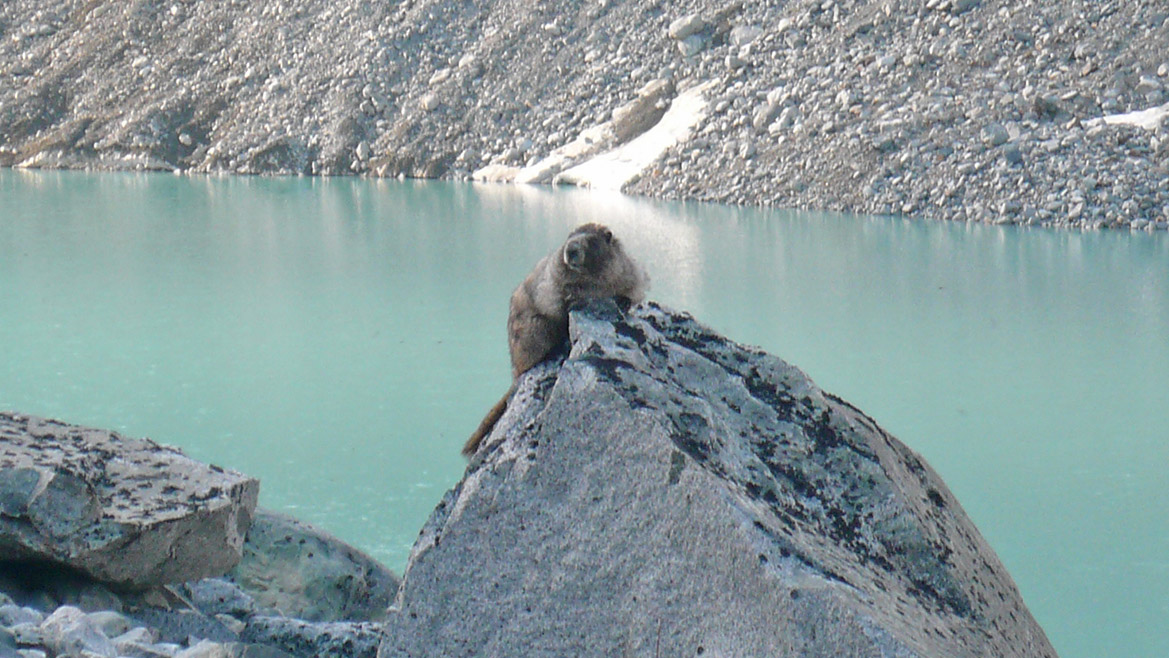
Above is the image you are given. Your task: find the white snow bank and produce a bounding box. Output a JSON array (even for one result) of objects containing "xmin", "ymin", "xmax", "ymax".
[{"xmin": 554, "ymin": 80, "xmax": 716, "ymax": 191}]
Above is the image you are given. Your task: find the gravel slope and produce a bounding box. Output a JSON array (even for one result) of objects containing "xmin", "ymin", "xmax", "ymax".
[{"xmin": 1, "ymin": 0, "xmax": 1166, "ymax": 228}]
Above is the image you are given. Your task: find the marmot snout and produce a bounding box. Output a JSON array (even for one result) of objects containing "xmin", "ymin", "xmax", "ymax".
[{"xmin": 562, "ymin": 227, "xmax": 609, "ymax": 272}]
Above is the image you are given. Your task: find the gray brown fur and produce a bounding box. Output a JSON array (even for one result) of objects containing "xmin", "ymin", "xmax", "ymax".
[{"xmin": 463, "ymin": 223, "xmax": 648, "ymax": 457}]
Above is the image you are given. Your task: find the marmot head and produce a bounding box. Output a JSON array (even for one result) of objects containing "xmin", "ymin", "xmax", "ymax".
[{"xmin": 562, "ymin": 223, "xmax": 617, "ymax": 274}]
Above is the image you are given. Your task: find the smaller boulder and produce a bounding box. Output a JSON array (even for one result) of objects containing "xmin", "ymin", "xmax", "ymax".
[
  {"xmin": 667, "ymin": 13, "xmax": 708, "ymax": 40},
  {"xmin": 0, "ymin": 413, "xmax": 259, "ymax": 589},
  {"xmin": 228, "ymin": 510, "xmax": 399, "ymax": 623},
  {"xmin": 981, "ymin": 122, "xmax": 1010, "ymax": 147}
]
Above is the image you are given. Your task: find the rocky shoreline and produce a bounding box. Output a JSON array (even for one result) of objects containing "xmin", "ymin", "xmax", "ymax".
[
  {"xmin": 0, "ymin": 412, "xmax": 393, "ymax": 658},
  {"xmin": 0, "ymin": 566, "xmax": 385, "ymax": 658},
  {"xmin": 1, "ymin": 0, "xmax": 1166, "ymax": 229}
]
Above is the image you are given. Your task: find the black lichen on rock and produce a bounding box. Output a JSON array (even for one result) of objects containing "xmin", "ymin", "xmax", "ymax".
[{"xmin": 380, "ymin": 300, "xmax": 1057, "ymax": 657}]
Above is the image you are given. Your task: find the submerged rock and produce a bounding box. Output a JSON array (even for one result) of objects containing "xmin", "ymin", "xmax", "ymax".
[
  {"xmin": 227, "ymin": 510, "xmax": 400, "ymax": 623},
  {"xmin": 379, "ymin": 301, "xmax": 1056, "ymax": 657},
  {"xmin": 0, "ymin": 413, "xmax": 259, "ymax": 589}
]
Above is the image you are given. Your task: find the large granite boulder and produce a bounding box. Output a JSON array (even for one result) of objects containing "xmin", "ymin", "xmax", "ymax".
[
  {"xmin": 379, "ymin": 301, "xmax": 1057, "ymax": 657},
  {"xmin": 0, "ymin": 413, "xmax": 259, "ymax": 589},
  {"xmin": 227, "ymin": 510, "xmax": 400, "ymax": 623}
]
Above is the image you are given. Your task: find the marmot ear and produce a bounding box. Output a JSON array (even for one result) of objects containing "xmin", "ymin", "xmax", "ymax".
[{"xmin": 601, "ymin": 227, "xmax": 613, "ymax": 243}]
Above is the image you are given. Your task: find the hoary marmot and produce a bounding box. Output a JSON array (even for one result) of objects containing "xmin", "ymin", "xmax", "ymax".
[{"xmin": 462, "ymin": 223, "xmax": 649, "ymax": 456}]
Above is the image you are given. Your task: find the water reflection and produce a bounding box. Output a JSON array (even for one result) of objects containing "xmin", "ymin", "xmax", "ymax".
[{"xmin": 1, "ymin": 169, "xmax": 1167, "ymax": 658}]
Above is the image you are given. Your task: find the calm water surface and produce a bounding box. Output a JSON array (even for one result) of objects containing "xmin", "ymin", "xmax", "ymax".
[{"xmin": 1, "ymin": 169, "xmax": 1166, "ymax": 658}]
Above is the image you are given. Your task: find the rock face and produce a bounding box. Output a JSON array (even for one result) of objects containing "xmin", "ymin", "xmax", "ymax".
[
  {"xmin": 0, "ymin": 413, "xmax": 259, "ymax": 589},
  {"xmin": 228, "ymin": 510, "xmax": 400, "ymax": 623},
  {"xmin": 379, "ymin": 301, "xmax": 1056, "ymax": 657}
]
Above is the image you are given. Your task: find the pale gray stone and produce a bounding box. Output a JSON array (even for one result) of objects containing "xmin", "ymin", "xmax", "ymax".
[
  {"xmin": 117, "ymin": 641, "xmax": 180, "ymax": 658},
  {"xmin": 215, "ymin": 614, "xmax": 247, "ymax": 635},
  {"xmin": 8, "ymin": 624, "xmax": 41, "ymax": 646},
  {"xmin": 676, "ymin": 34, "xmax": 707, "ymax": 57},
  {"xmin": 181, "ymin": 579, "xmax": 257, "ymax": 620},
  {"xmin": 175, "ymin": 640, "xmax": 228, "ymax": 658},
  {"xmin": 982, "ymin": 122, "xmax": 1009, "ymax": 147},
  {"xmin": 84, "ymin": 610, "xmax": 133, "ymax": 640},
  {"xmin": 0, "ymin": 606, "xmax": 41, "ymax": 628},
  {"xmin": 1136, "ymin": 76, "xmax": 1163, "ymax": 94},
  {"xmin": 752, "ymin": 102, "xmax": 782, "ymax": 133},
  {"xmin": 0, "ymin": 626, "xmax": 16, "ymax": 657},
  {"xmin": 667, "ymin": 13, "xmax": 707, "ymax": 40},
  {"xmin": 39, "ymin": 605, "xmax": 116, "ymax": 658},
  {"xmin": 730, "ymin": 25, "xmax": 763, "ymax": 47},
  {"xmin": 1003, "ymin": 142, "xmax": 1024, "ymax": 164},
  {"xmin": 110, "ymin": 625, "xmax": 157, "ymax": 648},
  {"xmin": 241, "ymin": 617, "xmax": 380, "ymax": 658}
]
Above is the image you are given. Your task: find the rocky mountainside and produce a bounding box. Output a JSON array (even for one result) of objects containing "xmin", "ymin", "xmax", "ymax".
[{"xmin": 1, "ymin": 0, "xmax": 1166, "ymax": 229}]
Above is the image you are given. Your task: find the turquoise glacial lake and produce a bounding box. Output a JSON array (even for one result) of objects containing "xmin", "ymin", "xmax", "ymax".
[{"xmin": 1, "ymin": 169, "xmax": 1166, "ymax": 657}]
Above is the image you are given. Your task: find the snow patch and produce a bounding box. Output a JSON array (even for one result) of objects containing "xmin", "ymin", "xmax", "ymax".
[
  {"xmin": 1090, "ymin": 102, "xmax": 1169, "ymax": 131},
  {"xmin": 554, "ymin": 81, "xmax": 716, "ymax": 191}
]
